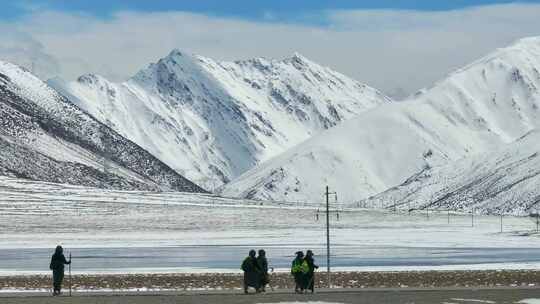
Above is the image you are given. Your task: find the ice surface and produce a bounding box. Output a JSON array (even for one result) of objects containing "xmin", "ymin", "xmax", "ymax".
[
  {"xmin": 519, "ymin": 300, "xmax": 540, "ymax": 304},
  {"xmin": 2, "ymin": 177, "xmax": 540, "ymax": 274}
]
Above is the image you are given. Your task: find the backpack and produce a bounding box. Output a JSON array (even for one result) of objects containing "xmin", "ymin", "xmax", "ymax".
[{"xmin": 291, "ymin": 259, "xmax": 309, "ymax": 274}]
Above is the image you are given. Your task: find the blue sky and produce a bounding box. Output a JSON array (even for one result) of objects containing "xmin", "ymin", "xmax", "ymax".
[
  {"xmin": 3, "ymin": 0, "xmax": 540, "ymax": 23},
  {"xmin": 1, "ymin": 0, "xmax": 540, "ymax": 96}
]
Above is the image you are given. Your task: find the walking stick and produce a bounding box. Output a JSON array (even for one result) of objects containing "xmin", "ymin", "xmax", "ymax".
[{"xmin": 69, "ymin": 252, "xmax": 72, "ymax": 297}]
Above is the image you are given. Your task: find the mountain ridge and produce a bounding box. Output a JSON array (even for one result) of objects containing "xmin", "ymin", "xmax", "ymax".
[
  {"xmin": 359, "ymin": 130, "xmax": 540, "ymax": 216},
  {"xmin": 0, "ymin": 59, "xmax": 205, "ymax": 193},
  {"xmin": 222, "ymin": 36, "xmax": 540, "ymax": 203},
  {"xmin": 52, "ymin": 50, "xmax": 392, "ymax": 189}
]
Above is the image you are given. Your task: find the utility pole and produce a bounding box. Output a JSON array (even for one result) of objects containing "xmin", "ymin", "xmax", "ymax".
[{"xmin": 325, "ymin": 186, "xmax": 337, "ymax": 289}]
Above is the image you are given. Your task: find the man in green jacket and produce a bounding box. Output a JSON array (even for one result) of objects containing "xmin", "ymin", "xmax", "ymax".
[{"xmin": 291, "ymin": 251, "xmax": 308, "ymax": 293}]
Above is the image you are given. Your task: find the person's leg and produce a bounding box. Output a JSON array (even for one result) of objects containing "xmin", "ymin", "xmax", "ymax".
[
  {"xmin": 58, "ymin": 272, "xmax": 64, "ymax": 294},
  {"xmin": 301, "ymin": 274, "xmax": 308, "ymax": 293},
  {"xmin": 52, "ymin": 270, "xmax": 59, "ymax": 295},
  {"xmin": 263, "ymin": 273, "xmax": 268, "ymax": 292}
]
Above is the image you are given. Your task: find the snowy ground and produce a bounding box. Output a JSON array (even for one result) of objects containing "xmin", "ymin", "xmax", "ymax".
[{"xmin": 1, "ymin": 177, "xmax": 540, "ymax": 274}]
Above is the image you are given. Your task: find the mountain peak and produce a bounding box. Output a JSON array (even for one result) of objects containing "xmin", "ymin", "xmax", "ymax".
[
  {"xmin": 166, "ymin": 48, "xmax": 194, "ymax": 59},
  {"xmin": 291, "ymin": 52, "xmax": 308, "ymax": 61},
  {"xmin": 286, "ymin": 52, "xmax": 314, "ymax": 66},
  {"xmin": 77, "ymin": 73, "xmax": 110, "ymax": 86},
  {"xmin": 58, "ymin": 47, "xmax": 390, "ymax": 188},
  {"xmin": 511, "ymin": 36, "xmax": 540, "ymax": 48},
  {"xmin": 486, "ymin": 36, "xmax": 540, "ymax": 61}
]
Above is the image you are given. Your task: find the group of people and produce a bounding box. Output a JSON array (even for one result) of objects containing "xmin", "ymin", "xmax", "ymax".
[
  {"xmin": 50, "ymin": 246, "xmax": 319, "ymax": 296},
  {"xmin": 240, "ymin": 249, "xmax": 270, "ymax": 293},
  {"xmin": 291, "ymin": 250, "xmax": 319, "ymax": 293},
  {"xmin": 241, "ymin": 249, "xmax": 319, "ymax": 294}
]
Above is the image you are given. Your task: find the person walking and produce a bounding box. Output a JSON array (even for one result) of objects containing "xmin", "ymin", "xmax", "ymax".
[
  {"xmin": 241, "ymin": 249, "xmax": 261, "ymax": 294},
  {"xmin": 304, "ymin": 250, "xmax": 319, "ymax": 293},
  {"xmin": 291, "ymin": 251, "xmax": 308, "ymax": 293},
  {"xmin": 257, "ymin": 249, "xmax": 269, "ymax": 292},
  {"xmin": 49, "ymin": 245, "xmax": 71, "ymax": 296}
]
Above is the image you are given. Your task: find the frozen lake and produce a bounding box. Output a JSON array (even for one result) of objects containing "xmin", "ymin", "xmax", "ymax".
[
  {"xmin": 2, "ymin": 177, "xmax": 540, "ymax": 274},
  {"xmin": 3, "ymin": 245, "xmax": 540, "ymax": 274}
]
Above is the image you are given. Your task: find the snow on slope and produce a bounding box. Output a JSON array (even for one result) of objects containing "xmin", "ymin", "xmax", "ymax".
[
  {"xmin": 0, "ymin": 60, "xmax": 204, "ymax": 192},
  {"xmin": 360, "ymin": 130, "xmax": 540, "ymax": 216},
  {"xmin": 51, "ymin": 51, "xmax": 391, "ymax": 188},
  {"xmin": 222, "ymin": 37, "xmax": 540, "ymax": 203}
]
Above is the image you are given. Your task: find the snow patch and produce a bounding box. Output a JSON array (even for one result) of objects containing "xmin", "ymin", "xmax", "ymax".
[
  {"xmin": 224, "ymin": 36, "xmax": 540, "ymax": 207},
  {"xmin": 51, "ymin": 51, "xmax": 391, "ymax": 188}
]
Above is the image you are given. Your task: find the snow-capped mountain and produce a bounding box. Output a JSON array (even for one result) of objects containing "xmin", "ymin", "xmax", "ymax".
[
  {"xmin": 222, "ymin": 37, "xmax": 540, "ymax": 203},
  {"xmin": 0, "ymin": 60, "xmax": 204, "ymax": 192},
  {"xmin": 50, "ymin": 50, "xmax": 391, "ymax": 189},
  {"xmin": 360, "ymin": 130, "xmax": 540, "ymax": 216}
]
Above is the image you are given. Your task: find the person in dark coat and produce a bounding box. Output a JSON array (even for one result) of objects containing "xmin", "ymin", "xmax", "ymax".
[
  {"xmin": 241, "ymin": 249, "xmax": 261, "ymax": 294},
  {"xmin": 257, "ymin": 249, "xmax": 269, "ymax": 292},
  {"xmin": 291, "ymin": 251, "xmax": 308, "ymax": 293},
  {"xmin": 304, "ymin": 250, "xmax": 319, "ymax": 293},
  {"xmin": 49, "ymin": 245, "xmax": 71, "ymax": 296}
]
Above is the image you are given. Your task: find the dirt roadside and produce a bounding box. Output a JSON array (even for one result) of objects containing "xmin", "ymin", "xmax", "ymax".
[{"xmin": 1, "ymin": 270, "xmax": 540, "ymax": 292}]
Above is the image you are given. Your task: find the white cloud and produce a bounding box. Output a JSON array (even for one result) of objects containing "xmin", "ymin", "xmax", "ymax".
[
  {"xmin": 1, "ymin": 3, "xmax": 540, "ymax": 96},
  {"xmin": 0, "ymin": 27, "xmax": 60, "ymax": 79}
]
